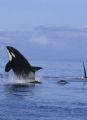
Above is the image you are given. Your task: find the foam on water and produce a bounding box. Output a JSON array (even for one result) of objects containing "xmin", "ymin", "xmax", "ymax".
[{"xmin": 6, "ymin": 72, "xmax": 42, "ymax": 85}]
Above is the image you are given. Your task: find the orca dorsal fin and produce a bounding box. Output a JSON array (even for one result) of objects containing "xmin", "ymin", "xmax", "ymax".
[{"xmin": 83, "ymin": 62, "xmax": 87, "ymax": 78}]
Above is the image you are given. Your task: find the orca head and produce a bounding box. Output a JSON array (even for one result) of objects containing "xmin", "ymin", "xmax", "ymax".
[
  {"xmin": 6, "ymin": 46, "xmax": 16, "ymax": 62},
  {"xmin": 5, "ymin": 46, "xmax": 18, "ymax": 72},
  {"xmin": 5, "ymin": 46, "xmax": 30, "ymax": 73}
]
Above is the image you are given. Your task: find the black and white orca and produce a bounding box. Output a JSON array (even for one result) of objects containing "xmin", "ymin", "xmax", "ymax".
[{"xmin": 5, "ymin": 46, "xmax": 42, "ymax": 81}]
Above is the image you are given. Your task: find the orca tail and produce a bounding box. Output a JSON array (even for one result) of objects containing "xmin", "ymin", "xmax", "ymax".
[
  {"xmin": 83, "ymin": 62, "xmax": 87, "ymax": 78},
  {"xmin": 32, "ymin": 66, "xmax": 42, "ymax": 72}
]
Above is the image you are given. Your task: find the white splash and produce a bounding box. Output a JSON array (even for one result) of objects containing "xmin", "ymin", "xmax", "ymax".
[{"xmin": 7, "ymin": 72, "xmax": 41, "ymax": 85}]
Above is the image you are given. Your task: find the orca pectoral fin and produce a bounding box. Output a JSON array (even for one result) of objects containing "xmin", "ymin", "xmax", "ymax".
[
  {"xmin": 32, "ymin": 66, "xmax": 42, "ymax": 72},
  {"xmin": 5, "ymin": 61, "xmax": 12, "ymax": 72}
]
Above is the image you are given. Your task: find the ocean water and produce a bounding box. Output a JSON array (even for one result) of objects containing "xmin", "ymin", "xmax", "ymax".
[{"xmin": 0, "ymin": 60, "xmax": 87, "ymax": 120}]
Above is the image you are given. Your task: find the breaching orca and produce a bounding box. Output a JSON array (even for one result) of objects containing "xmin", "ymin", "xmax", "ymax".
[
  {"xmin": 5, "ymin": 46, "xmax": 42, "ymax": 81},
  {"xmin": 83, "ymin": 62, "xmax": 87, "ymax": 79}
]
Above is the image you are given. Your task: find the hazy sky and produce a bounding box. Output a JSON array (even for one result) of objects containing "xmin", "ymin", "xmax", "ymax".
[{"xmin": 0, "ymin": 0, "xmax": 87, "ymax": 30}]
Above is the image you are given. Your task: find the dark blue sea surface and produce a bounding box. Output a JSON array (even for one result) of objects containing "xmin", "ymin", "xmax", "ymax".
[{"xmin": 0, "ymin": 60, "xmax": 87, "ymax": 120}]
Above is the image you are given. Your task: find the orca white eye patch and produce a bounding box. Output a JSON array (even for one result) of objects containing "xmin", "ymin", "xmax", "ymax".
[
  {"xmin": 7, "ymin": 50, "xmax": 15, "ymax": 61},
  {"xmin": 11, "ymin": 52, "xmax": 16, "ymax": 58},
  {"xmin": 7, "ymin": 50, "xmax": 12, "ymax": 61}
]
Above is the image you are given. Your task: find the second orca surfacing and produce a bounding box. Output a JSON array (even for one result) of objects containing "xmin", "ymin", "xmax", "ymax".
[
  {"xmin": 5, "ymin": 46, "xmax": 42, "ymax": 83},
  {"xmin": 83, "ymin": 62, "xmax": 87, "ymax": 79}
]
